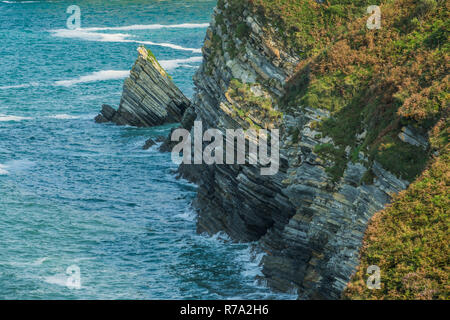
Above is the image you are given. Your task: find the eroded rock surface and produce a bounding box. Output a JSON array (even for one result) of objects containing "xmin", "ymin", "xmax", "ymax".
[{"xmin": 95, "ymin": 48, "xmax": 191, "ymax": 127}]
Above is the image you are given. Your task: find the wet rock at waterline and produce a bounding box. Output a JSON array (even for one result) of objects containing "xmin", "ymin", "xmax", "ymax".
[{"xmin": 142, "ymin": 138, "xmax": 156, "ymax": 150}]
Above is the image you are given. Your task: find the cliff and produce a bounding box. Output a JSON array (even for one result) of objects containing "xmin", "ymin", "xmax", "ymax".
[
  {"xmin": 95, "ymin": 46, "xmax": 190, "ymax": 127},
  {"xmin": 101, "ymin": 0, "xmax": 448, "ymax": 299},
  {"xmin": 176, "ymin": 0, "xmax": 448, "ymax": 299},
  {"xmin": 177, "ymin": 0, "xmax": 404, "ymax": 298}
]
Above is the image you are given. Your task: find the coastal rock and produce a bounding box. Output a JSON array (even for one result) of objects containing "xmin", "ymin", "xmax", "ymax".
[
  {"xmin": 174, "ymin": 0, "xmax": 412, "ymax": 299},
  {"xmin": 398, "ymin": 126, "xmax": 428, "ymax": 149},
  {"xmin": 96, "ymin": 47, "xmax": 191, "ymax": 127},
  {"xmin": 94, "ymin": 104, "xmax": 117, "ymax": 123},
  {"xmin": 104, "ymin": 0, "xmax": 415, "ymax": 299},
  {"xmin": 142, "ymin": 138, "xmax": 156, "ymax": 150}
]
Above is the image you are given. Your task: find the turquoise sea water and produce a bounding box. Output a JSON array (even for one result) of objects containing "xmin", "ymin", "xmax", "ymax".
[{"xmin": 0, "ymin": 0, "xmax": 295, "ymax": 299}]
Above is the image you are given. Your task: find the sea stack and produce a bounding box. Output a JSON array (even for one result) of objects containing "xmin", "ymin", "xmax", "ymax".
[{"xmin": 95, "ymin": 46, "xmax": 191, "ymax": 127}]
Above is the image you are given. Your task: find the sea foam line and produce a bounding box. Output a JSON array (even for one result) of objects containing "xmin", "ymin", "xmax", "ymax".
[
  {"xmin": 1, "ymin": 57, "xmax": 201, "ymax": 90},
  {"xmin": 82, "ymin": 23, "xmax": 209, "ymax": 31},
  {"xmin": 0, "ymin": 114, "xmax": 32, "ymax": 121},
  {"xmin": 1, "ymin": 1, "xmax": 40, "ymax": 3},
  {"xmin": 54, "ymin": 70, "xmax": 130, "ymax": 87},
  {"xmin": 159, "ymin": 56, "xmax": 203, "ymax": 71},
  {"xmin": 50, "ymin": 28, "xmax": 202, "ymax": 53},
  {"xmin": 46, "ymin": 114, "xmax": 80, "ymax": 119}
]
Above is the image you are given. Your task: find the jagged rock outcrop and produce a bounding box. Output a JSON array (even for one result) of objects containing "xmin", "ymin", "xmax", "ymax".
[
  {"xmin": 95, "ymin": 47, "xmax": 191, "ymax": 127},
  {"xmin": 259, "ymin": 107, "xmax": 409, "ymax": 299},
  {"xmin": 177, "ymin": 2, "xmax": 300, "ymax": 242}
]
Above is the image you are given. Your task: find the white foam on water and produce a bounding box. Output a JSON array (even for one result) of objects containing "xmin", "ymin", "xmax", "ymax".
[
  {"xmin": 0, "ymin": 114, "xmax": 32, "ymax": 121},
  {"xmin": 159, "ymin": 56, "xmax": 203, "ymax": 71},
  {"xmin": 47, "ymin": 114, "xmax": 80, "ymax": 119},
  {"xmin": 0, "ymin": 82, "xmax": 39, "ymax": 90},
  {"xmin": 50, "ymin": 29, "xmax": 132, "ymax": 42},
  {"xmin": 82, "ymin": 23, "xmax": 209, "ymax": 31},
  {"xmin": 174, "ymin": 208, "xmax": 197, "ymax": 222},
  {"xmin": 54, "ymin": 70, "xmax": 130, "ymax": 87},
  {"xmin": 0, "ymin": 160, "xmax": 35, "ymax": 175},
  {"xmin": 0, "ymin": 164, "xmax": 9, "ymax": 175},
  {"xmin": 32, "ymin": 257, "xmax": 48, "ymax": 266},
  {"xmin": 237, "ymin": 246, "xmax": 265, "ymax": 278},
  {"xmin": 137, "ymin": 40, "xmax": 201, "ymax": 53},
  {"xmin": 43, "ymin": 274, "xmax": 68, "ymax": 287},
  {"xmin": 50, "ymin": 29, "xmax": 202, "ymax": 53},
  {"xmin": 1, "ymin": 1, "xmax": 40, "ymax": 3}
]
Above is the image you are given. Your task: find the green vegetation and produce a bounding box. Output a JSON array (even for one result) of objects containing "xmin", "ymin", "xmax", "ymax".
[
  {"xmin": 142, "ymin": 46, "xmax": 172, "ymax": 80},
  {"xmin": 344, "ymin": 135, "xmax": 449, "ymax": 299},
  {"xmin": 242, "ymin": 0, "xmax": 448, "ymax": 299},
  {"xmin": 251, "ymin": 0, "xmax": 378, "ymax": 57},
  {"xmin": 313, "ymin": 143, "xmax": 347, "ymax": 182},
  {"xmin": 276, "ymin": 0, "xmax": 449, "ymax": 182},
  {"xmin": 225, "ymin": 79, "xmax": 282, "ymax": 129}
]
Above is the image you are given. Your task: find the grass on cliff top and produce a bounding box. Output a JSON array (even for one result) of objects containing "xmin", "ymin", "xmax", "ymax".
[
  {"xmin": 344, "ymin": 117, "xmax": 449, "ymax": 299},
  {"xmin": 140, "ymin": 46, "xmax": 172, "ymax": 80},
  {"xmin": 281, "ymin": 0, "xmax": 449, "ymax": 182},
  {"xmin": 250, "ymin": 0, "xmax": 378, "ymax": 57}
]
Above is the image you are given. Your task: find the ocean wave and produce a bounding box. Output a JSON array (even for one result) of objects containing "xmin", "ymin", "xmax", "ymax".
[
  {"xmin": 0, "ymin": 164, "xmax": 8, "ymax": 175},
  {"xmin": 46, "ymin": 114, "xmax": 80, "ymax": 119},
  {"xmin": 237, "ymin": 246, "xmax": 265, "ymax": 278},
  {"xmin": 82, "ymin": 23, "xmax": 209, "ymax": 31},
  {"xmin": 54, "ymin": 70, "xmax": 130, "ymax": 87},
  {"xmin": 174, "ymin": 208, "xmax": 197, "ymax": 222},
  {"xmin": 159, "ymin": 56, "xmax": 203, "ymax": 71},
  {"xmin": 1, "ymin": 1, "xmax": 40, "ymax": 3},
  {"xmin": 50, "ymin": 29, "xmax": 131, "ymax": 42},
  {"xmin": 0, "ymin": 114, "xmax": 32, "ymax": 121},
  {"xmin": 136, "ymin": 40, "xmax": 201, "ymax": 53},
  {"xmin": 0, "ymin": 82, "xmax": 39, "ymax": 90},
  {"xmin": 0, "ymin": 160, "xmax": 35, "ymax": 175},
  {"xmin": 50, "ymin": 29, "xmax": 202, "ymax": 53}
]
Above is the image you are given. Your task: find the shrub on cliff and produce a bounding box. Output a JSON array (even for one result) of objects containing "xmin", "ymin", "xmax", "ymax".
[{"xmin": 344, "ymin": 120, "xmax": 449, "ymax": 299}]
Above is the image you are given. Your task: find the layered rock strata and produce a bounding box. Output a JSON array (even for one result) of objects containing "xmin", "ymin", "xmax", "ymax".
[
  {"xmin": 175, "ymin": 1, "xmax": 410, "ymax": 299},
  {"xmin": 103, "ymin": 1, "xmax": 414, "ymax": 299},
  {"xmin": 95, "ymin": 48, "xmax": 191, "ymax": 127}
]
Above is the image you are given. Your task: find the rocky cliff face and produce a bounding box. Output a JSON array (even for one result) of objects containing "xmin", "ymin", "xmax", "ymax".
[
  {"xmin": 95, "ymin": 47, "xmax": 190, "ymax": 127},
  {"xmin": 97, "ymin": 0, "xmax": 431, "ymax": 299},
  {"xmin": 176, "ymin": 0, "xmax": 412, "ymax": 299}
]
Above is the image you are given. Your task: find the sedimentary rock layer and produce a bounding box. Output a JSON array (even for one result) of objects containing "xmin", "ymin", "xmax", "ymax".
[
  {"xmin": 177, "ymin": 0, "xmax": 410, "ymax": 299},
  {"xmin": 95, "ymin": 49, "xmax": 191, "ymax": 127},
  {"xmin": 104, "ymin": 0, "xmax": 414, "ymax": 300}
]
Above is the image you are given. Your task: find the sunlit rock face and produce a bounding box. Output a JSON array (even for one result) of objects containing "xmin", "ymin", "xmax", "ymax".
[{"xmin": 96, "ymin": 50, "xmax": 190, "ymax": 127}]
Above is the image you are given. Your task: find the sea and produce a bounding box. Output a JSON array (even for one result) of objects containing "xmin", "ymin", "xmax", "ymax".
[{"xmin": 0, "ymin": 0, "xmax": 296, "ymax": 299}]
